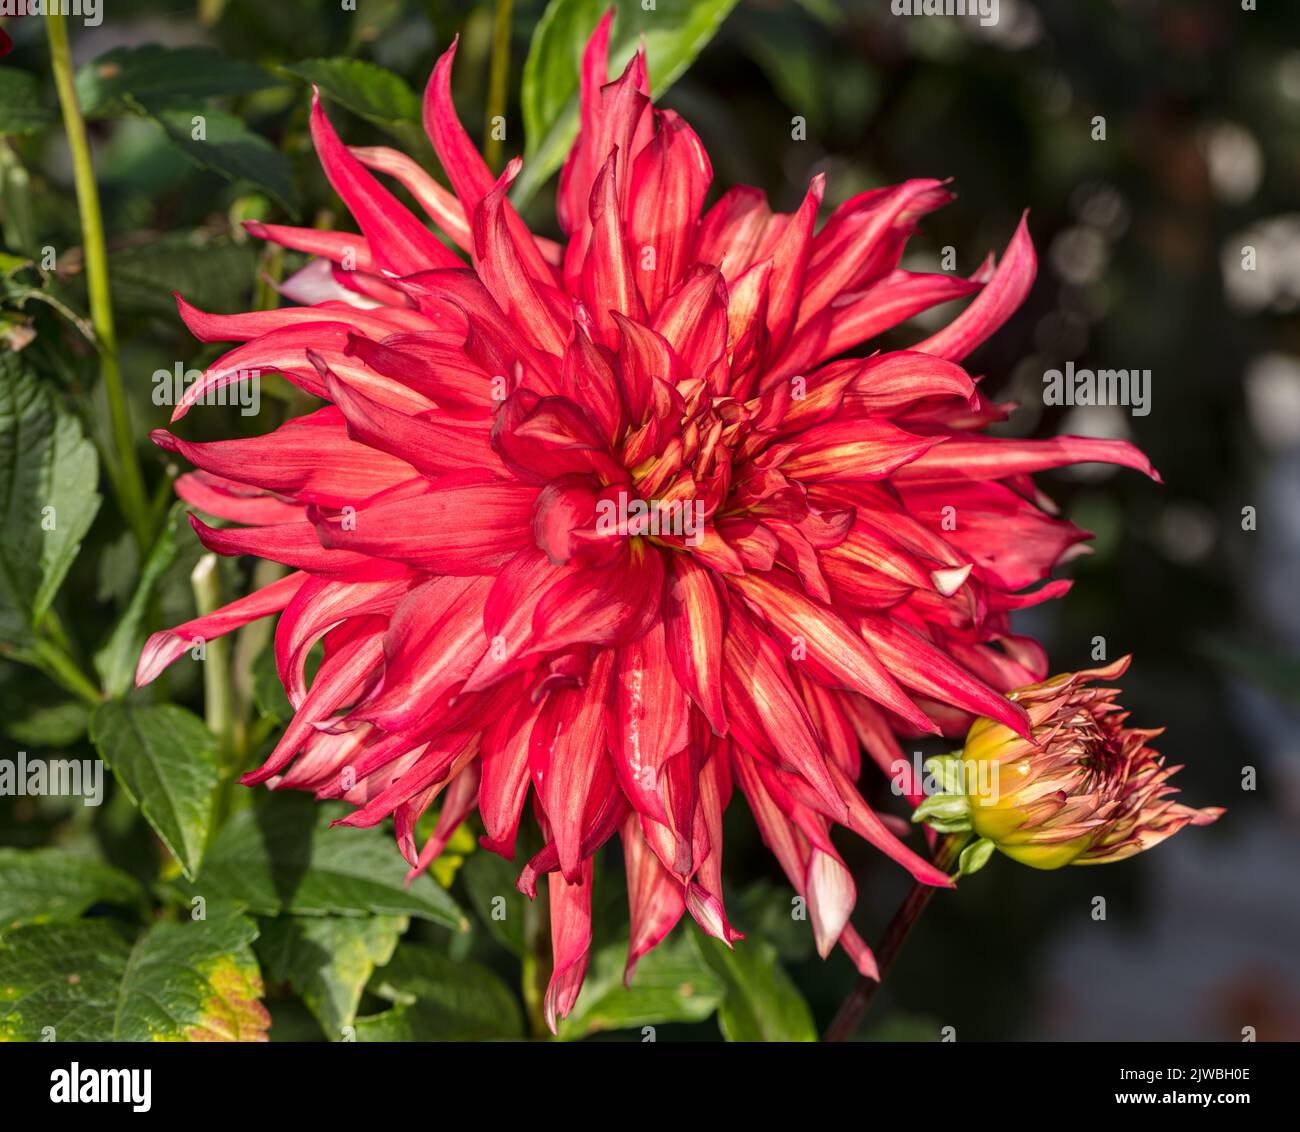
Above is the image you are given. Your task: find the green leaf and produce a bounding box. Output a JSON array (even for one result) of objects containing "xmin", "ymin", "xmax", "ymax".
[
  {"xmin": 459, "ymin": 848, "xmax": 527, "ymax": 957},
  {"xmin": 89, "ymin": 702, "xmax": 221, "ymax": 882},
  {"xmin": 0, "ymin": 908, "xmax": 270, "ymax": 1041},
  {"xmin": 0, "ymin": 69, "xmax": 56, "ymax": 136},
  {"xmin": 516, "ymin": 0, "xmax": 740, "ymax": 207},
  {"xmin": 174, "ymin": 794, "xmax": 467, "ymax": 928},
  {"xmin": 693, "ymin": 931, "xmax": 817, "ymax": 1042},
  {"xmin": 556, "ymin": 931, "xmax": 723, "ymax": 1039},
  {"xmin": 0, "ymin": 145, "xmax": 36, "ymax": 254},
  {"xmin": 732, "ymin": 881, "xmax": 815, "ymax": 963},
  {"xmin": 356, "ymin": 945, "xmax": 523, "ymax": 1041},
  {"xmin": 35, "ymin": 400, "xmax": 100, "ymax": 624},
  {"xmin": 258, "ymin": 914, "xmax": 407, "ymax": 1037},
  {"xmin": 94, "ymin": 505, "xmax": 183, "ymax": 699},
  {"xmin": 149, "ymin": 108, "xmax": 297, "ymax": 213},
  {"xmin": 5, "ymin": 701, "xmax": 90, "ymax": 747},
  {"xmin": 280, "ymin": 58, "xmax": 427, "ymax": 154},
  {"xmin": 252, "ymin": 641, "xmax": 294, "ymax": 724},
  {"xmin": 75, "ymin": 45, "xmax": 279, "ymax": 118},
  {"xmin": 0, "ymin": 920, "xmax": 129, "ymax": 1042},
  {"xmin": 0, "ymin": 849, "xmax": 145, "ymax": 930},
  {"xmin": 108, "ymin": 236, "xmax": 257, "ymax": 319},
  {"xmin": 0, "ymin": 352, "xmax": 102, "ymax": 649}
]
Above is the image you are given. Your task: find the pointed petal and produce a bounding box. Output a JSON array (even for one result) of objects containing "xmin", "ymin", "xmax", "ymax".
[
  {"xmin": 136, "ymin": 571, "xmax": 306, "ymax": 686},
  {"xmin": 310, "ymin": 91, "xmax": 460, "ymax": 275},
  {"xmin": 662, "ymin": 555, "xmax": 729, "ymax": 734},
  {"xmin": 912, "ymin": 213, "xmax": 1035, "ymax": 362}
]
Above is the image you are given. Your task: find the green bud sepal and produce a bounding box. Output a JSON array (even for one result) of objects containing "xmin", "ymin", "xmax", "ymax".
[{"xmin": 956, "ymin": 837, "xmax": 996, "ymax": 877}]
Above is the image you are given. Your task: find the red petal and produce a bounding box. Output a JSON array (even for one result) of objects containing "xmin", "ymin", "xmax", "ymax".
[
  {"xmin": 136, "ymin": 571, "xmax": 306, "ymax": 686},
  {"xmin": 662, "ymin": 555, "xmax": 729, "ymax": 734},
  {"xmin": 545, "ymin": 863, "xmax": 593, "ymax": 1033},
  {"xmin": 912, "ymin": 213, "xmax": 1035, "ymax": 362},
  {"xmin": 622, "ymin": 813, "xmax": 686, "ymax": 983},
  {"xmin": 310, "ymin": 91, "xmax": 460, "ymax": 275},
  {"xmin": 627, "ymin": 110, "xmax": 712, "ymax": 314},
  {"xmin": 609, "ymin": 623, "xmax": 690, "ymax": 824}
]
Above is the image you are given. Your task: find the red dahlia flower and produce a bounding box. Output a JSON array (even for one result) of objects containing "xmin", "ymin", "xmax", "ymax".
[{"xmin": 138, "ymin": 14, "xmax": 1157, "ymax": 1029}]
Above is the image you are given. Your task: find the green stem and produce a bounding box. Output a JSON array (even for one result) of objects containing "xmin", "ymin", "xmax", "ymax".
[
  {"xmin": 46, "ymin": 12, "xmax": 150, "ymax": 552},
  {"xmin": 822, "ymin": 833, "xmax": 969, "ymax": 1042},
  {"xmin": 253, "ymin": 243, "xmax": 284, "ymax": 313},
  {"xmin": 522, "ymin": 881, "xmax": 552, "ymax": 1040},
  {"xmin": 483, "ymin": 0, "xmax": 514, "ymax": 173},
  {"xmin": 191, "ymin": 555, "xmax": 241, "ymax": 762},
  {"xmin": 231, "ymin": 559, "xmax": 285, "ymax": 727},
  {"xmin": 28, "ymin": 636, "xmax": 102, "ymax": 707}
]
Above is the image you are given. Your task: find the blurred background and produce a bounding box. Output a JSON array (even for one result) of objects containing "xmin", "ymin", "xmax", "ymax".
[{"xmin": 2, "ymin": 0, "xmax": 1297, "ymax": 1040}]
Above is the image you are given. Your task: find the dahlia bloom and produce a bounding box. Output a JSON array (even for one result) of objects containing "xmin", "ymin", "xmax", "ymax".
[
  {"xmin": 951, "ymin": 657, "xmax": 1223, "ymax": 869},
  {"xmin": 138, "ymin": 15, "xmax": 1159, "ymax": 1028}
]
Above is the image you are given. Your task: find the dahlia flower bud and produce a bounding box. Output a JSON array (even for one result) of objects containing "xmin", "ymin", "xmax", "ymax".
[{"xmin": 916, "ymin": 657, "xmax": 1222, "ymax": 870}]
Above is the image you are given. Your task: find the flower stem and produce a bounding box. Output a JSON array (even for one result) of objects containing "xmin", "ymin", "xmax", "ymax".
[
  {"xmin": 45, "ymin": 12, "xmax": 151, "ymax": 552},
  {"xmin": 28, "ymin": 634, "xmax": 102, "ymax": 707},
  {"xmin": 191, "ymin": 555, "xmax": 241, "ymax": 762},
  {"xmin": 482, "ymin": 0, "xmax": 514, "ymax": 173},
  {"xmin": 822, "ymin": 833, "xmax": 968, "ymax": 1042},
  {"xmin": 522, "ymin": 881, "xmax": 552, "ymax": 1039}
]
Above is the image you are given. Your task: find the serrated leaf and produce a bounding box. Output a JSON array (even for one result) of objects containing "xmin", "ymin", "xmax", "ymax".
[
  {"xmin": 280, "ymin": 58, "xmax": 427, "ymax": 154},
  {"xmin": 693, "ymin": 931, "xmax": 817, "ymax": 1042},
  {"xmin": 0, "ymin": 849, "xmax": 145, "ymax": 930},
  {"xmin": 0, "ymin": 69, "xmax": 55, "ymax": 136},
  {"xmin": 515, "ymin": 0, "xmax": 739, "ymax": 208},
  {"xmin": 0, "ymin": 353, "xmax": 102, "ymax": 649},
  {"xmin": 257, "ymin": 914, "xmax": 407, "ymax": 1037},
  {"xmin": 557, "ymin": 931, "xmax": 722, "ymax": 1039},
  {"xmin": 175, "ymin": 794, "xmax": 466, "ymax": 928},
  {"xmin": 0, "ymin": 920, "xmax": 129, "ymax": 1041},
  {"xmin": 150, "ymin": 108, "xmax": 297, "ymax": 213},
  {"xmin": 89, "ymin": 702, "xmax": 221, "ymax": 881},
  {"xmin": 75, "ymin": 45, "xmax": 279, "ymax": 118},
  {"xmin": 356, "ymin": 945, "xmax": 523, "ymax": 1041},
  {"xmin": 0, "ymin": 909, "xmax": 269, "ymax": 1041},
  {"xmin": 94, "ymin": 505, "xmax": 183, "ymax": 698}
]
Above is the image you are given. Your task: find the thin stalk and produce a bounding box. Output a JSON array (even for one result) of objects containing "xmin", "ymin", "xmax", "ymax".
[
  {"xmin": 191, "ymin": 555, "xmax": 241, "ymax": 762},
  {"xmin": 46, "ymin": 12, "xmax": 150, "ymax": 551},
  {"xmin": 823, "ymin": 834, "xmax": 968, "ymax": 1042},
  {"xmin": 483, "ymin": 0, "xmax": 514, "ymax": 173},
  {"xmin": 253, "ymin": 243, "xmax": 284, "ymax": 313},
  {"xmin": 522, "ymin": 880, "xmax": 552, "ymax": 1039},
  {"xmin": 231, "ymin": 559, "xmax": 285, "ymax": 728},
  {"xmin": 28, "ymin": 636, "xmax": 102, "ymax": 707}
]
